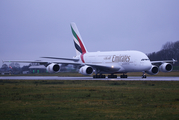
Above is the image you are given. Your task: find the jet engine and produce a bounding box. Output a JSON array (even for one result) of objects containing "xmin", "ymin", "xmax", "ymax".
[
  {"xmin": 159, "ymin": 63, "xmax": 173, "ymax": 72},
  {"xmin": 79, "ymin": 65, "xmax": 93, "ymax": 75},
  {"xmin": 146, "ymin": 65, "xmax": 159, "ymax": 75},
  {"xmin": 46, "ymin": 63, "xmax": 61, "ymax": 73}
]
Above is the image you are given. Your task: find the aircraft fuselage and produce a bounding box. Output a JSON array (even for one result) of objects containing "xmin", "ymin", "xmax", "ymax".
[{"xmin": 78, "ymin": 50, "xmax": 152, "ymax": 73}]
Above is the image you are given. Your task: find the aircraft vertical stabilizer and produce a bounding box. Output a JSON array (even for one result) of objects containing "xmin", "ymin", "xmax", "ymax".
[{"xmin": 70, "ymin": 22, "xmax": 88, "ymax": 56}]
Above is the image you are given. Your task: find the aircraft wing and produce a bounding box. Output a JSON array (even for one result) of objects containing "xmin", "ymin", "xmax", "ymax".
[
  {"xmin": 41, "ymin": 57, "xmax": 79, "ymax": 62},
  {"xmin": 3, "ymin": 59, "xmax": 121, "ymax": 72},
  {"xmin": 3, "ymin": 60, "xmax": 48, "ymax": 65},
  {"xmin": 3, "ymin": 60, "xmax": 82, "ymax": 66},
  {"xmin": 151, "ymin": 59, "xmax": 177, "ymax": 65}
]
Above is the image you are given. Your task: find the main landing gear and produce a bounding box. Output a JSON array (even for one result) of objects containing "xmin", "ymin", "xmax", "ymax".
[
  {"xmin": 93, "ymin": 74, "xmax": 118, "ymax": 78},
  {"xmin": 108, "ymin": 73, "xmax": 128, "ymax": 78},
  {"xmin": 120, "ymin": 74, "xmax": 128, "ymax": 78},
  {"xmin": 93, "ymin": 73, "xmax": 128, "ymax": 79},
  {"xmin": 108, "ymin": 74, "xmax": 117, "ymax": 78},
  {"xmin": 93, "ymin": 74, "xmax": 106, "ymax": 78}
]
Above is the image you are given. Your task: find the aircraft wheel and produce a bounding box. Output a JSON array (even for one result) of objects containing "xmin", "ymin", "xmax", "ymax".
[
  {"xmin": 142, "ymin": 72, "xmax": 147, "ymax": 78},
  {"xmin": 120, "ymin": 75, "xmax": 128, "ymax": 78},
  {"xmin": 142, "ymin": 75, "xmax": 147, "ymax": 78},
  {"xmin": 113, "ymin": 75, "xmax": 117, "ymax": 78},
  {"xmin": 102, "ymin": 75, "xmax": 106, "ymax": 78},
  {"xmin": 108, "ymin": 75, "xmax": 117, "ymax": 78},
  {"xmin": 93, "ymin": 75, "xmax": 106, "ymax": 78},
  {"xmin": 96, "ymin": 75, "xmax": 100, "ymax": 78},
  {"xmin": 108, "ymin": 75, "xmax": 111, "ymax": 78}
]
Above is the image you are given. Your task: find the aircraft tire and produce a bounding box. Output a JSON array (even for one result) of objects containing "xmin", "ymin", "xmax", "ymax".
[
  {"xmin": 93, "ymin": 75, "xmax": 106, "ymax": 78},
  {"xmin": 142, "ymin": 75, "xmax": 147, "ymax": 78},
  {"xmin": 101, "ymin": 75, "xmax": 106, "ymax": 78},
  {"xmin": 108, "ymin": 75, "xmax": 117, "ymax": 78},
  {"xmin": 120, "ymin": 75, "xmax": 128, "ymax": 78}
]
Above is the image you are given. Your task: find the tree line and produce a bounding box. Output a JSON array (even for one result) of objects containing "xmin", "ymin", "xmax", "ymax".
[{"xmin": 147, "ymin": 41, "xmax": 179, "ymax": 66}]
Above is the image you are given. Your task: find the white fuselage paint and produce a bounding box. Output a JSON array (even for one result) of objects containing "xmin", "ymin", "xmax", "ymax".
[{"xmin": 77, "ymin": 50, "xmax": 152, "ymax": 73}]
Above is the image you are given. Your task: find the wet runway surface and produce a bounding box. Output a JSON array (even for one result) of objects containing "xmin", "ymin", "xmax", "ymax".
[{"xmin": 0, "ymin": 76, "xmax": 179, "ymax": 81}]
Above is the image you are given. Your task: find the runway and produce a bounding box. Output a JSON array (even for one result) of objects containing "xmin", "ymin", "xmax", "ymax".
[{"xmin": 0, "ymin": 76, "xmax": 179, "ymax": 81}]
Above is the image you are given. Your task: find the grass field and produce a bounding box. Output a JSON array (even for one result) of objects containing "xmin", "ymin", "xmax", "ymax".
[{"xmin": 0, "ymin": 80, "xmax": 179, "ymax": 120}]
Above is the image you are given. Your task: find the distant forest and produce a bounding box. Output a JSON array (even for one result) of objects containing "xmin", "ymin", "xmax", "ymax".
[{"xmin": 147, "ymin": 41, "xmax": 179, "ymax": 66}]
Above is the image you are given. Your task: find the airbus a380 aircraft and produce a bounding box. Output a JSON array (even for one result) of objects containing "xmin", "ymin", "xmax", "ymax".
[{"xmin": 4, "ymin": 23, "xmax": 177, "ymax": 78}]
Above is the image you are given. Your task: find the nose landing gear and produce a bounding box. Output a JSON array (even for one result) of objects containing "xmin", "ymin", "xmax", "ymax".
[{"xmin": 142, "ymin": 72, "xmax": 147, "ymax": 78}]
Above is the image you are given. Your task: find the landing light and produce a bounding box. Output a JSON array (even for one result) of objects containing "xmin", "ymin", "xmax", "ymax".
[{"xmin": 111, "ymin": 66, "xmax": 114, "ymax": 68}]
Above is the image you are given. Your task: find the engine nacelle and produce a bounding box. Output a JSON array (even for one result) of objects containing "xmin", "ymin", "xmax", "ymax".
[
  {"xmin": 79, "ymin": 65, "xmax": 93, "ymax": 75},
  {"xmin": 46, "ymin": 63, "xmax": 61, "ymax": 73},
  {"xmin": 159, "ymin": 63, "xmax": 173, "ymax": 72},
  {"xmin": 146, "ymin": 65, "xmax": 159, "ymax": 75}
]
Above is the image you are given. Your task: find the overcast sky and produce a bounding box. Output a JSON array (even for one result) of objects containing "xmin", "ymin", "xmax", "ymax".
[{"xmin": 1, "ymin": 0, "xmax": 179, "ymax": 66}]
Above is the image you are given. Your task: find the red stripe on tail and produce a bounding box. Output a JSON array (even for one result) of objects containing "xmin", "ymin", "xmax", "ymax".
[
  {"xmin": 77, "ymin": 35, "xmax": 86, "ymax": 54},
  {"xmin": 76, "ymin": 35, "xmax": 86, "ymax": 63}
]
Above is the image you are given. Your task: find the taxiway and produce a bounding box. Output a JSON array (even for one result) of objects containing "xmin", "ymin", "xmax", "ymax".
[{"xmin": 0, "ymin": 76, "xmax": 179, "ymax": 81}]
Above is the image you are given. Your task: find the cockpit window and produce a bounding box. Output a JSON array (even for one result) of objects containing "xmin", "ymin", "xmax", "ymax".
[{"xmin": 141, "ymin": 59, "xmax": 150, "ymax": 61}]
